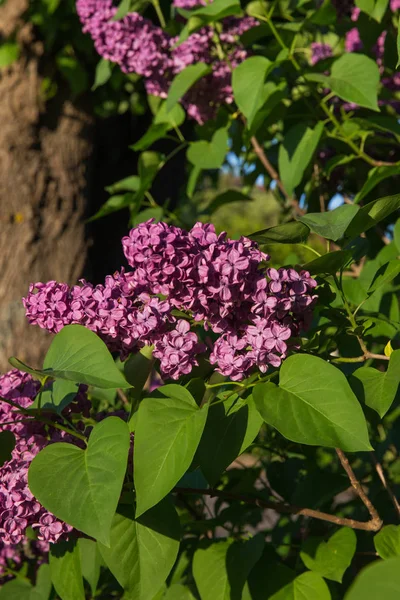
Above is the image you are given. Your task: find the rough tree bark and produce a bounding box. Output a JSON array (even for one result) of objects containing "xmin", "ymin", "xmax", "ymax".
[{"xmin": 0, "ymin": 0, "xmax": 94, "ymax": 371}]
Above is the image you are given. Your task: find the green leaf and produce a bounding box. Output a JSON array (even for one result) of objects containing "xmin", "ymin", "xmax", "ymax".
[
  {"xmin": 248, "ymin": 221, "xmax": 310, "ymax": 244},
  {"xmin": 28, "ymin": 417, "xmax": 130, "ymax": 545},
  {"xmin": 196, "ymin": 394, "xmax": 262, "ymax": 486},
  {"xmin": 154, "ymin": 102, "xmax": 186, "ymax": 127},
  {"xmin": 375, "ymin": 525, "xmax": 400, "ymax": 560},
  {"xmin": 302, "ymin": 250, "xmax": 353, "ymax": 275},
  {"xmin": 253, "ymin": 355, "xmax": 372, "ymax": 451},
  {"xmin": 183, "ymin": 0, "xmax": 241, "ymax": 22},
  {"xmin": 98, "ymin": 500, "xmax": 181, "ymax": 600},
  {"xmin": 0, "ymin": 564, "xmax": 51, "ymax": 600},
  {"xmin": 56, "ymin": 55, "xmax": 88, "ymax": 96},
  {"xmin": 278, "ymin": 122, "xmax": 324, "ymax": 196},
  {"xmin": 368, "ymin": 261, "xmax": 400, "ymax": 296},
  {"xmin": 0, "ymin": 41, "xmax": 20, "ymax": 67},
  {"xmin": 166, "ymin": 63, "xmax": 211, "ymax": 112},
  {"xmin": 271, "ymin": 571, "xmax": 331, "ymax": 600},
  {"xmin": 205, "ymin": 190, "xmax": 252, "ymax": 214},
  {"xmin": 42, "ymin": 325, "xmax": 131, "ymax": 388},
  {"xmin": 356, "ymin": 0, "xmax": 389, "ymax": 22},
  {"xmin": 105, "ymin": 175, "xmax": 140, "ymax": 194},
  {"xmin": 397, "ymin": 26, "xmax": 400, "ymax": 68},
  {"xmin": 134, "ymin": 385, "xmax": 209, "ymax": 516},
  {"xmin": 164, "ymin": 584, "xmax": 195, "ymax": 600},
  {"xmin": 249, "ymin": 81, "xmax": 287, "ymax": 135},
  {"xmin": 394, "ymin": 218, "xmax": 400, "ymax": 252},
  {"xmin": 306, "ymin": 54, "xmax": 380, "ymax": 111},
  {"xmin": 187, "ymin": 128, "xmax": 228, "ymax": 170},
  {"xmin": 354, "ymin": 166, "xmax": 400, "ymax": 204},
  {"xmin": 132, "ymin": 206, "xmax": 164, "ymax": 226},
  {"xmin": 78, "ymin": 538, "xmax": 101, "ymax": 596},
  {"xmin": 300, "ymin": 528, "xmax": 357, "ymax": 582},
  {"xmin": 325, "ymin": 154, "xmax": 358, "ymax": 177},
  {"xmin": 92, "ymin": 58, "xmax": 112, "ymax": 90},
  {"xmin": 132, "ymin": 124, "xmax": 170, "ymax": 151},
  {"xmin": 113, "ymin": 0, "xmax": 132, "ymax": 20},
  {"xmin": 0, "ymin": 430, "xmax": 15, "ymax": 467},
  {"xmin": 50, "ymin": 539, "xmax": 85, "ymax": 600},
  {"xmin": 299, "ymin": 205, "xmax": 360, "ymax": 241},
  {"xmin": 232, "ymin": 56, "xmax": 274, "ymax": 126},
  {"xmin": 345, "ymin": 557, "xmax": 400, "ymax": 599},
  {"xmin": 193, "ymin": 536, "xmax": 265, "ymax": 600},
  {"xmin": 29, "ymin": 379, "xmax": 79, "ymax": 414},
  {"xmin": 88, "ymin": 193, "xmax": 138, "ymax": 222},
  {"xmin": 344, "ymin": 195, "xmax": 400, "ymax": 240},
  {"xmin": 137, "ymin": 151, "xmax": 162, "ymax": 199},
  {"xmin": 350, "ymin": 350, "xmax": 400, "ymax": 417}
]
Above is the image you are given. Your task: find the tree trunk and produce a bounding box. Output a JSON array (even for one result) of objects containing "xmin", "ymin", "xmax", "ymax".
[{"xmin": 0, "ymin": 0, "xmax": 94, "ymax": 371}]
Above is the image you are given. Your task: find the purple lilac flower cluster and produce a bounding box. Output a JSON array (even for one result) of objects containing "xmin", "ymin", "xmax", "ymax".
[
  {"xmin": 0, "ymin": 370, "xmax": 91, "ymax": 577},
  {"xmin": 24, "ymin": 221, "xmax": 317, "ymax": 381},
  {"xmin": 76, "ymin": 0, "xmax": 258, "ymax": 123}
]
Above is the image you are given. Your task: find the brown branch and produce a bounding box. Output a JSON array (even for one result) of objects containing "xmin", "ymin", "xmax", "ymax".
[
  {"xmin": 370, "ymin": 452, "xmax": 400, "ymax": 519},
  {"xmin": 332, "ymin": 352, "xmax": 389, "ymax": 364},
  {"xmin": 336, "ymin": 448, "xmax": 382, "ymax": 529},
  {"xmin": 174, "ymin": 486, "xmax": 382, "ymax": 532},
  {"xmin": 249, "ymin": 136, "xmax": 305, "ymax": 216}
]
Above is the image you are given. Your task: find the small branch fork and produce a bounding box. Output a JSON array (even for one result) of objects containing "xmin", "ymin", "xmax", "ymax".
[{"xmin": 175, "ymin": 449, "xmax": 383, "ymax": 533}]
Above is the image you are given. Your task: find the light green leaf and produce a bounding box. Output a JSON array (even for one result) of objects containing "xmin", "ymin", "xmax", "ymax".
[
  {"xmin": 345, "ymin": 557, "xmax": 400, "ymax": 599},
  {"xmin": 300, "ymin": 528, "xmax": 357, "ymax": 582},
  {"xmin": 92, "ymin": 58, "xmax": 112, "ymax": 90},
  {"xmin": 105, "ymin": 175, "xmax": 140, "ymax": 194},
  {"xmin": 196, "ymin": 394, "xmax": 263, "ymax": 486},
  {"xmin": 113, "ymin": 0, "xmax": 132, "ymax": 20},
  {"xmin": 29, "ymin": 379, "xmax": 79, "ymax": 414},
  {"xmin": 132, "ymin": 207, "xmax": 164, "ymax": 226},
  {"xmin": 78, "ymin": 538, "xmax": 101, "ymax": 596},
  {"xmin": 0, "ymin": 430, "xmax": 15, "ymax": 467},
  {"xmin": 356, "ymin": 0, "xmax": 389, "ymax": 22},
  {"xmin": 28, "ymin": 417, "xmax": 130, "ymax": 545},
  {"xmin": 354, "ymin": 166, "xmax": 400, "ymax": 205},
  {"xmin": 375, "ymin": 525, "xmax": 400, "ymax": 560},
  {"xmin": 248, "ymin": 221, "xmax": 310, "ymax": 244},
  {"xmin": 0, "ymin": 41, "xmax": 20, "ymax": 67},
  {"xmin": 193, "ymin": 536, "xmax": 265, "ymax": 600},
  {"xmin": 98, "ymin": 500, "xmax": 181, "ymax": 600},
  {"xmin": 164, "ymin": 584, "xmax": 195, "ymax": 600},
  {"xmin": 232, "ymin": 56, "xmax": 274, "ymax": 126},
  {"xmin": 154, "ymin": 102, "xmax": 185, "ymax": 127},
  {"xmin": 271, "ymin": 571, "xmax": 331, "ymax": 600},
  {"xmin": 253, "ymin": 355, "xmax": 372, "ymax": 451},
  {"xmin": 368, "ymin": 261, "xmax": 400, "ymax": 296},
  {"xmin": 299, "ymin": 205, "xmax": 360, "ymax": 241},
  {"xmin": 278, "ymin": 122, "xmax": 324, "ymax": 196},
  {"xmin": 187, "ymin": 128, "xmax": 228, "ymax": 170},
  {"xmin": 344, "ymin": 195, "xmax": 400, "ymax": 240},
  {"xmin": 88, "ymin": 193, "xmax": 138, "ymax": 222},
  {"xmin": 249, "ymin": 81, "xmax": 287, "ymax": 135},
  {"xmin": 351, "ymin": 350, "xmax": 400, "ymax": 417},
  {"xmin": 166, "ymin": 63, "xmax": 211, "ymax": 112},
  {"xmin": 183, "ymin": 0, "xmax": 241, "ymax": 22},
  {"xmin": 50, "ymin": 539, "xmax": 85, "ymax": 600},
  {"xmin": 134, "ymin": 384, "xmax": 209, "ymax": 516},
  {"xmin": 302, "ymin": 250, "xmax": 353, "ymax": 274}
]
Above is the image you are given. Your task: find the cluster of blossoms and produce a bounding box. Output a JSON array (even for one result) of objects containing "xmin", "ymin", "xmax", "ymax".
[
  {"xmin": 0, "ymin": 371, "xmax": 92, "ymax": 579},
  {"xmin": 76, "ymin": 0, "xmax": 258, "ymax": 123},
  {"xmin": 24, "ymin": 221, "xmax": 317, "ymax": 381}
]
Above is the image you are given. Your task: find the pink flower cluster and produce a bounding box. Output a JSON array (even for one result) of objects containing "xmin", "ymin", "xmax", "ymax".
[
  {"xmin": 24, "ymin": 221, "xmax": 317, "ymax": 381},
  {"xmin": 76, "ymin": 0, "xmax": 258, "ymax": 123},
  {"xmin": 0, "ymin": 371, "xmax": 91, "ymax": 577}
]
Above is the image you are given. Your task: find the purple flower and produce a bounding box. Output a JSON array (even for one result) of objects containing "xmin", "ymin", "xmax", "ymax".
[
  {"xmin": 310, "ymin": 42, "xmax": 332, "ymax": 65},
  {"xmin": 345, "ymin": 28, "xmax": 363, "ymax": 53},
  {"xmin": 153, "ymin": 320, "xmax": 205, "ymax": 379}
]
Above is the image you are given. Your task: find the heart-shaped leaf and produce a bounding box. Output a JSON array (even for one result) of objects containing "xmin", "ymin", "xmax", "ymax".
[
  {"xmin": 253, "ymin": 355, "xmax": 372, "ymax": 451},
  {"xmin": 374, "ymin": 525, "xmax": 400, "ymax": 560},
  {"xmin": 299, "ymin": 204, "xmax": 360, "ymax": 241},
  {"xmin": 350, "ymin": 350, "xmax": 400, "ymax": 417},
  {"xmin": 98, "ymin": 499, "xmax": 181, "ymax": 600},
  {"xmin": 271, "ymin": 571, "xmax": 331, "ymax": 600},
  {"xmin": 232, "ymin": 56, "xmax": 274, "ymax": 126},
  {"xmin": 28, "ymin": 417, "xmax": 130, "ymax": 545},
  {"xmin": 134, "ymin": 384, "xmax": 209, "ymax": 516},
  {"xmin": 187, "ymin": 128, "xmax": 228, "ymax": 170},
  {"xmin": 300, "ymin": 528, "xmax": 357, "ymax": 582}
]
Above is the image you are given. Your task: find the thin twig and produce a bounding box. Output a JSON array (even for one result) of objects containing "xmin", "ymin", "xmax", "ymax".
[
  {"xmin": 335, "ymin": 448, "xmax": 382, "ymax": 529},
  {"xmin": 332, "ymin": 352, "xmax": 390, "ymax": 364},
  {"xmin": 174, "ymin": 487, "xmax": 382, "ymax": 532},
  {"xmin": 370, "ymin": 452, "xmax": 400, "ymax": 519},
  {"xmin": 117, "ymin": 389, "xmax": 129, "ymax": 406}
]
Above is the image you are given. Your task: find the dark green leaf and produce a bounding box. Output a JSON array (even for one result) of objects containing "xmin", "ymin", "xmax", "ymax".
[
  {"xmin": 345, "ymin": 557, "xmax": 400, "ymax": 599},
  {"xmin": 300, "ymin": 528, "xmax": 357, "ymax": 582},
  {"xmin": 248, "ymin": 221, "xmax": 310, "ymax": 244},
  {"xmin": 92, "ymin": 58, "xmax": 112, "ymax": 90},
  {"xmin": 56, "ymin": 55, "xmax": 88, "ymax": 96},
  {"xmin": 302, "ymin": 250, "xmax": 353, "ymax": 274},
  {"xmin": 29, "ymin": 379, "xmax": 79, "ymax": 414},
  {"xmin": 232, "ymin": 56, "xmax": 274, "ymax": 126},
  {"xmin": 325, "ymin": 155, "xmax": 358, "ymax": 177},
  {"xmin": 0, "ymin": 564, "xmax": 52, "ymax": 600},
  {"xmin": 166, "ymin": 63, "xmax": 211, "ymax": 112},
  {"xmin": 0, "ymin": 430, "xmax": 15, "ymax": 467},
  {"xmin": 394, "ymin": 218, "xmax": 400, "ymax": 252},
  {"xmin": 278, "ymin": 122, "xmax": 324, "ymax": 196},
  {"xmin": 134, "ymin": 385, "xmax": 209, "ymax": 516},
  {"xmin": 29, "ymin": 417, "xmax": 130, "ymax": 545},
  {"xmin": 344, "ymin": 195, "xmax": 400, "ymax": 240},
  {"xmin": 187, "ymin": 128, "xmax": 228, "ymax": 170},
  {"xmin": 113, "ymin": 0, "xmax": 132, "ymax": 20},
  {"xmin": 78, "ymin": 538, "xmax": 101, "ymax": 597},
  {"xmin": 350, "ymin": 350, "xmax": 400, "ymax": 417},
  {"xmin": 368, "ymin": 261, "xmax": 400, "ymax": 296},
  {"xmin": 196, "ymin": 394, "xmax": 262, "ymax": 485},
  {"xmin": 253, "ymin": 355, "xmax": 372, "ymax": 451},
  {"xmin": 132, "ymin": 124, "xmax": 170, "ymax": 151},
  {"xmin": 105, "ymin": 175, "xmax": 140, "ymax": 194},
  {"xmin": 183, "ymin": 0, "xmax": 241, "ymax": 22},
  {"xmin": 98, "ymin": 500, "xmax": 181, "ymax": 600},
  {"xmin": 50, "ymin": 539, "xmax": 85, "ymax": 600},
  {"xmin": 299, "ymin": 205, "xmax": 360, "ymax": 241},
  {"xmin": 354, "ymin": 166, "xmax": 400, "ymax": 204},
  {"xmin": 249, "ymin": 81, "xmax": 287, "ymax": 136}
]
